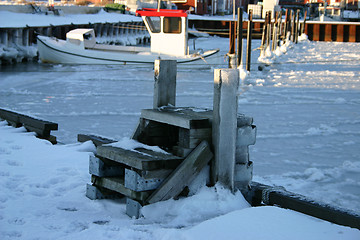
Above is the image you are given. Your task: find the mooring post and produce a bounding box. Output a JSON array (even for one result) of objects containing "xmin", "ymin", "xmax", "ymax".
[
  {"xmin": 212, "ymin": 69, "xmax": 239, "ymax": 191},
  {"xmin": 295, "ymin": 9, "xmax": 300, "ymax": 43},
  {"xmin": 283, "ymin": 9, "xmax": 289, "ymax": 43},
  {"xmin": 246, "ymin": 10, "xmax": 253, "ymax": 72},
  {"xmin": 266, "ymin": 12, "xmax": 271, "ymax": 51},
  {"xmin": 272, "ymin": 12, "xmax": 278, "ymax": 51},
  {"xmin": 236, "ymin": 7, "xmax": 243, "ymax": 68},
  {"xmin": 228, "ymin": 21, "xmax": 236, "ymax": 68},
  {"xmin": 260, "ymin": 11, "xmax": 268, "ymax": 56},
  {"xmin": 153, "ymin": 59, "xmax": 177, "ymax": 109},
  {"xmin": 291, "ymin": 10, "xmax": 296, "ymax": 42},
  {"xmin": 302, "ymin": 10, "xmax": 307, "ymax": 34},
  {"xmin": 276, "ymin": 11, "xmax": 282, "ymax": 47}
]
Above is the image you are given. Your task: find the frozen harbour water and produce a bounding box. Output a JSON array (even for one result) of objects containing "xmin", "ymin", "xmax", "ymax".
[{"xmin": 0, "ymin": 36, "xmax": 360, "ymax": 238}]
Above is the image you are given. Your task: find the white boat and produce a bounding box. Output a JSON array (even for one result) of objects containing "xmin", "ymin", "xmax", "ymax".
[{"xmin": 37, "ymin": 8, "xmax": 219, "ymax": 66}]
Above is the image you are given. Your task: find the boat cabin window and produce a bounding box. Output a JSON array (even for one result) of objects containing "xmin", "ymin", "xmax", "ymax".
[
  {"xmin": 145, "ymin": 16, "xmax": 161, "ymax": 33},
  {"xmin": 163, "ymin": 17, "xmax": 182, "ymax": 34}
]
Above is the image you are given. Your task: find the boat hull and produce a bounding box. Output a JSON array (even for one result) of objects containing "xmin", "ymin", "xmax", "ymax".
[{"xmin": 37, "ymin": 36, "xmax": 220, "ymax": 67}]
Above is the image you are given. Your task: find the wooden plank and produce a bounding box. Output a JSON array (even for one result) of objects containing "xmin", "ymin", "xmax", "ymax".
[
  {"xmin": 141, "ymin": 107, "xmax": 252, "ymax": 130},
  {"xmin": 77, "ymin": 134, "xmax": 116, "ymax": 147},
  {"xmin": 146, "ymin": 140, "xmax": 213, "ymax": 204},
  {"xmin": 250, "ymin": 182, "xmax": 360, "ymax": 230},
  {"xmin": 91, "ymin": 176, "xmax": 152, "ymax": 203},
  {"xmin": 96, "ymin": 145, "xmax": 183, "ymax": 171},
  {"xmin": 141, "ymin": 108, "xmax": 211, "ymax": 129},
  {"xmin": 0, "ymin": 108, "xmax": 58, "ymax": 134}
]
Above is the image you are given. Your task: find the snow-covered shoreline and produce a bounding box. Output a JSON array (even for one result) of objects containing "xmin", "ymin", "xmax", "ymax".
[{"xmin": 0, "ymin": 121, "xmax": 359, "ymax": 239}]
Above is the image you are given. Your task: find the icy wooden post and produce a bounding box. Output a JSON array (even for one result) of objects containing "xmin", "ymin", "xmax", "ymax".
[
  {"xmin": 291, "ymin": 10, "xmax": 296, "ymax": 42},
  {"xmin": 295, "ymin": 9, "xmax": 300, "ymax": 43},
  {"xmin": 236, "ymin": 7, "xmax": 243, "ymax": 68},
  {"xmin": 153, "ymin": 59, "xmax": 177, "ymax": 108},
  {"xmin": 212, "ymin": 69, "xmax": 239, "ymax": 191},
  {"xmin": 246, "ymin": 10, "xmax": 253, "ymax": 72},
  {"xmin": 283, "ymin": 9, "xmax": 289, "ymax": 43},
  {"xmin": 301, "ymin": 10, "xmax": 307, "ymax": 34},
  {"xmin": 228, "ymin": 21, "xmax": 236, "ymax": 68}
]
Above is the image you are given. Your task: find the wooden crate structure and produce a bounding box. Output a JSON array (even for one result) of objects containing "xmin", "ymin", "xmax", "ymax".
[{"xmin": 85, "ymin": 106, "xmax": 215, "ymax": 218}]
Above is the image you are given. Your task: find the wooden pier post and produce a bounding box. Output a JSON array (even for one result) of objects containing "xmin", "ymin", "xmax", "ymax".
[
  {"xmin": 236, "ymin": 7, "xmax": 243, "ymax": 68},
  {"xmin": 228, "ymin": 21, "xmax": 236, "ymax": 68},
  {"xmin": 212, "ymin": 69, "xmax": 239, "ymax": 190},
  {"xmin": 291, "ymin": 10, "xmax": 296, "ymax": 42},
  {"xmin": 295, "ymin": 9, "xmax": 300, "ymax": 43},
  {"xmin": 272, "ymin": 12, "xmax": 278, "ymax": 51},
  {"xmin": 153, "ymin": 60, "xmax": 177, "ymax": 108},
  {"xmin": 260, "ymin": 11, "xmax": 268, "ymax": 56},
  {"xmin": 266, "ymin": 11, "xmax": 271, "ymax": 51},
  {"xmin": 283, "ymin": 9, "xmax": 289, "ymax": 43},
  {"xmin": 246, "ymin": 10, "xmax": 253, "ymax": 72}
]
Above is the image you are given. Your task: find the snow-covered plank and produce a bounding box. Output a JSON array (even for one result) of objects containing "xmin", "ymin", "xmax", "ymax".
[
  {"xmin": 146, "ymin": 140, "xmax": 213, "ymax": 204},
  {"xmin": 96, "ymin": 146, "xmax": 183, "ymax": 171},
  {"xmin": 140, "ymin": 108, "xmax": 211, "ymax": 129},
  {"xmin": 77, "ymin": 134, "xmax": 116, "ymax": 147}
]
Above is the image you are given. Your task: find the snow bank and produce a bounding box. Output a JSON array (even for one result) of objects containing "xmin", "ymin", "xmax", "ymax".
[{"xmin": 1, "ymin": 120, "xmax": 360, "ymax": 239}]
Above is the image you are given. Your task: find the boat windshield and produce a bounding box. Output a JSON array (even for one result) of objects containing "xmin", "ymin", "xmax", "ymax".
[{"xmin": 145, "ymin": 16, "xmax": 161, "ymax": 33}]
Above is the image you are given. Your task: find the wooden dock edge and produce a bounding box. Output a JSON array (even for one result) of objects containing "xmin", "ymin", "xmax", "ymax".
[{"xmin": 249, "ymin": 181, "xmax": 360, "ymax": 230}]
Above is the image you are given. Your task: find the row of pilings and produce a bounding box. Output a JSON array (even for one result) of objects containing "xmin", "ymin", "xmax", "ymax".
[
  {"xmin": 189, "ymin": 19, "xmax": 360, "ymax": 42},
  {"xmin": 0, "ymin": 21, "xmax": 149, "ymax": 64}
]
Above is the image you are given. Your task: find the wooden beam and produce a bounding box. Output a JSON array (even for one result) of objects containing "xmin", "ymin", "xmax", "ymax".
[
  {"xmin": 141, "ymin": 108, "xmax": 211, "ymax": 129},
  {"xmin": 77, "ymin": 134, "xmax": 116, "ymax": 147},
  {"xmin": 249, "ymin": 182, "xmax": 360, "ymax": 230},
  {"xmin": 91, "ymin": 176, "xmax": 152, "ymax": 203},
  {"xmin": 147, "ymin": 140, "xmax": 213, "ymax": 204},
  {"xmin": 96, "ymin": 145, "xmax": 183, "ymax": 171}
]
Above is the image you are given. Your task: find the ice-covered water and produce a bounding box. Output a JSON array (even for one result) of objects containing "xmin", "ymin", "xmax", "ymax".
[{"xmin": 0, "ymin": 37, "xmax": 359, "ymax": 214}]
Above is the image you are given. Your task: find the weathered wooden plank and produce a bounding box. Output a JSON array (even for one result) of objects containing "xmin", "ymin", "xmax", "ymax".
[
  {"xmin": 140, "ymin": 107, "xmax": 252, "ymax": 130},
  {"xmin": 91, "ymin": 176, "xmax": 152, "ymax": 202},
  {"xmin": 141, "ymin": 108, "xmax": 211, "ymax": 129},
  {"xmin": 77, "ymin": 134, "xmax": 116, "ymax": 147},
  {"xmin": 0, "ymin": 108, "xmax": 58, "ymax": 134},
  {"xmin": 86, "ymin": 184, "xmax": 123, "ymax": 200},
  {"xmin": 250, "ymin": 181, "xmax": 360, "ymax": 230},
  {"xmin": 96, "ymin": 145, "xmax": 183, "ymax": 171},
  {"xmin": 146, "ymin": 140, "xmax": 213, "ymax": 204}
]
